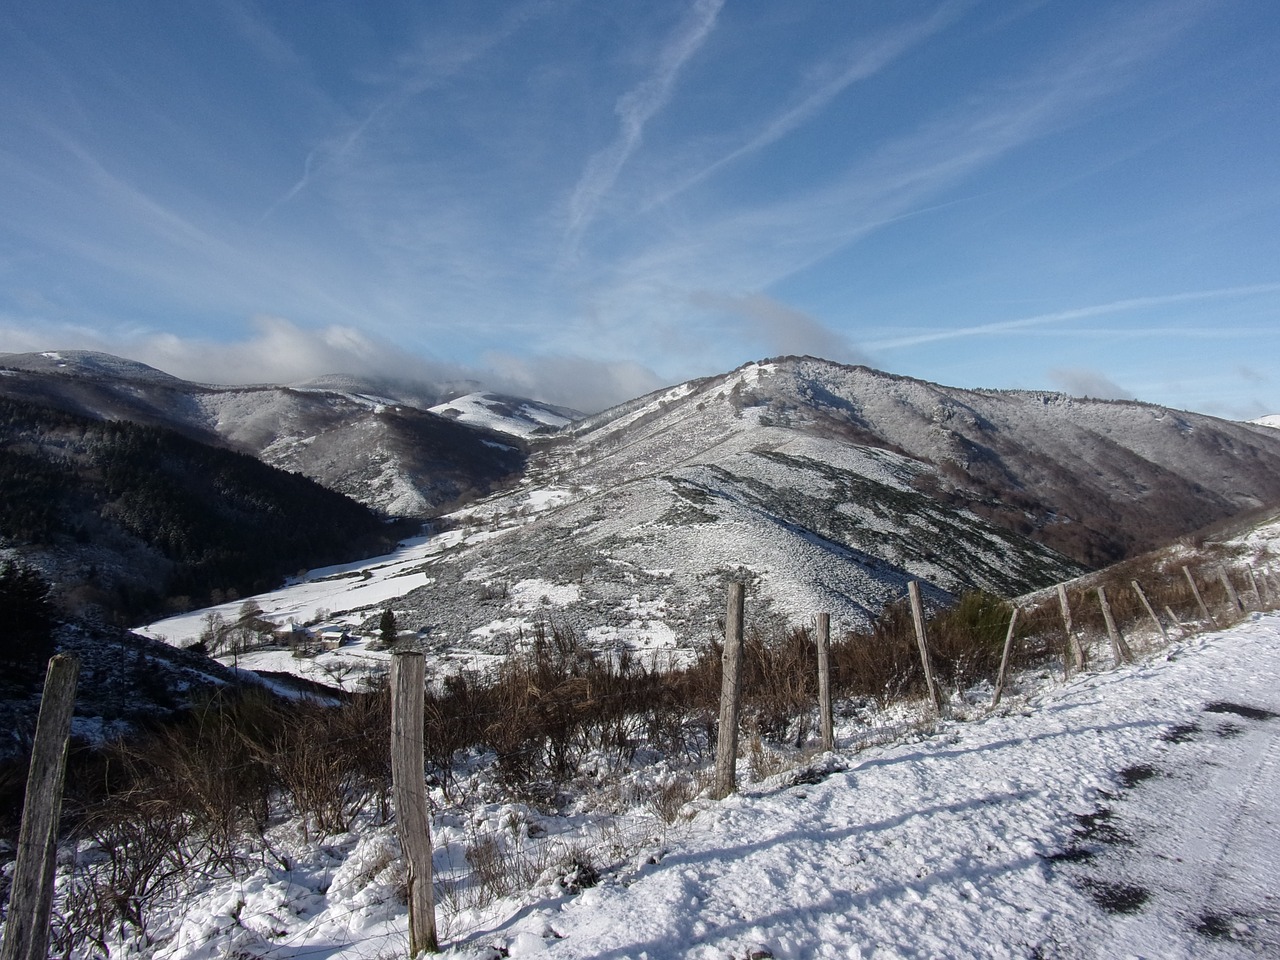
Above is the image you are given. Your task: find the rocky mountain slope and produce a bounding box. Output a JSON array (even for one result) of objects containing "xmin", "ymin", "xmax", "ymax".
[
  {"xmin": 559, "ymin": 358, "xmax": 1280, "ymax": 566},
  {"xmin": 370, "ymin": 357, "xmax": 1280, "ymax": 653},
  {"xmin": 145, "ymin": 358, "xmax": 1280, "ymax": 669}
]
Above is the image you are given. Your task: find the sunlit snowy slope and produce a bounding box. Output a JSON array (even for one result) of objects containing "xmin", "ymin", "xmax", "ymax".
[
  {"xmin": 129, "ymin": 559, "xmax": 1280, "ymax": 960},
  {"xmin": 143, "ymin": 358, "xmax": 1280, "ymax": 683}
]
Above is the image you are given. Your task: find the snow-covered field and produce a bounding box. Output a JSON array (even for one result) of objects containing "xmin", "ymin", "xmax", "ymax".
[{"xmin": 103, "ymin": 605, "xmax": 1280, "ymax": 959}]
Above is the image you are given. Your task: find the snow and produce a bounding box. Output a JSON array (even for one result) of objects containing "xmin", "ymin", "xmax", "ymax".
[
  {"xmin": 492, "ymin": 618, "xmax": 1279, "ymax": 960},
  {"xmin": 1251, "ymin": 414, "xmax": 1280, "ymax": 429},
  {"xmin": 508, "ymin": 578, "xmax": 581, "ymax": 610},
  {"xmin": 101, "ymin": 598, "xmax": 1280, "ymax": 959},
  {"xmin": 430, "ymin": 393, "xmax": 576, "ymax": 439}
]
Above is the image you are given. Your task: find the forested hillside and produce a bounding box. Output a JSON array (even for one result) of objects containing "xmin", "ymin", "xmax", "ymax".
[{"xmin": 0, "ymin": 396, "xmax": 403, "ymax": 622}]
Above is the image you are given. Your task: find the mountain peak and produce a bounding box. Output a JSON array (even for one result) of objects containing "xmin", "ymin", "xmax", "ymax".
[{"xmin": 0, "ymin": 350, "xmax": 180, "ymax": 382}]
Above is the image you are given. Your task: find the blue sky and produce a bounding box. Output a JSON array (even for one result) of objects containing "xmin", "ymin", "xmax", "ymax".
[{"xmin": 2, "ymin": 0, "xmax": 1278, "ymax": 415}]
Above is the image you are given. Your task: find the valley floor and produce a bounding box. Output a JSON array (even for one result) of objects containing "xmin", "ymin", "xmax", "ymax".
[{"xmin": 139, "ymin": 611, "xmax": 1280, "ymax": 960}]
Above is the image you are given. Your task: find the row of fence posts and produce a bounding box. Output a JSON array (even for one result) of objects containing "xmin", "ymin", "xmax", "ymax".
[
  {"xmin": 707, "ymin": 561, "xmax": 1277, "ymax": 803},
  {"xmin": 5, "ymin": 561, "xmax": 1276, "ymax": 957}
]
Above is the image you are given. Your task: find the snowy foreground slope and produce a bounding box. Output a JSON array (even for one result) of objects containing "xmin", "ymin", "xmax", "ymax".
[
  {"xmin": 524, "ymin": 618, "xmax": 1280, "ymax": 960},
  {"xmin": 141, "ymin": 612, "xmax": 1280, "ymax": 960}
]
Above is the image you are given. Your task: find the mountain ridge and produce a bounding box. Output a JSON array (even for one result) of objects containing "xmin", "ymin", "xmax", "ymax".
[{"xmin": 8, "ymin": 350, "xmax": 1280, "ymax": 653}]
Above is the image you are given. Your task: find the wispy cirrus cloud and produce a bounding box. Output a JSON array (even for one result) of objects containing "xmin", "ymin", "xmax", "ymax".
[
  {"xmin": 605, "ymin": 0, "xmax": 1209, "ymax": 306},
  {"xmin": 263, "ymin": 0, "xmax": 554, "ymax": 220},
  {"xmin": 562, "ymin": 0, "xmax": 724, "ymax": 257},
  {"xmin": 867, "ymin": 283, "xmax": 1280, "ymax": 351},
  {"xmin": 652, "ymin": 0, "xmax": 972, "ymax": 207}
]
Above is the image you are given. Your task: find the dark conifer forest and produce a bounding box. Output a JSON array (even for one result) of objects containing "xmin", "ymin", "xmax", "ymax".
[{"xmin": 0, "ymin": 396, "xmax": 403, "ymax": 622}]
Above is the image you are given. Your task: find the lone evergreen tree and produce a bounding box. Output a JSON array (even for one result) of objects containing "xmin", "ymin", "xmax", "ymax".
[{"xmin": 379, "ymin": 608, "xmax": 398, "ymax": 649}]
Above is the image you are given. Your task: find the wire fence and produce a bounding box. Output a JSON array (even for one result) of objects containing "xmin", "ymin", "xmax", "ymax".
[{"xmin": 29, "ymin": 556, "xmax": 1280, "ymax": 958}]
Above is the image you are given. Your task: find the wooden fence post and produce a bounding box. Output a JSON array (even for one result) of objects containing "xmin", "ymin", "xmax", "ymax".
[
  {"xmin": 391, "ymin": 652, "xmax": 438, "ymax": 955},
  {"xmin": 1, "ymin": 655, "xmax": 79, "ymax": 960},
  {"xmin": 1096, "ymin": 587, "xmax": 1133, "ymax": 665},
  {"xmin": 907, "ymin": 581, "xmax": 944, "ymax": 714},
  {"xmin": 991, "ymin": 606, "xmax": 1020, "ymax": 708},
  {"xmin": 1057, "ymin": 584, "xmax": 1087, "ymax": 672},
  {"xmin": 1182, "ymin": 566, "xmax": 1213, "ymax": 624},
  {"xmin": 816, "ymin": 612, "xmax": 834, "ymax": 753},
  {"xmin": 1218, "ymin": 566, "xmax": 1244, "ymax": 615},
  {"xmin": 1131, "ymin": 580, "xmax": 1169, "ymax": 643},
  {"xmin": 713, "ymin": 582, "xmax": 746, "ymax": 800},
  {"xmin": 1247, "ymin": 566, "xmax": 1265, "ymax": 607}
]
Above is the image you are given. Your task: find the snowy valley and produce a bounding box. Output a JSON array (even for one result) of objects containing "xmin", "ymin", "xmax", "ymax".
[{"xmin": 4, "ymin": 350, "xmax": 1280, "ymax": 959}]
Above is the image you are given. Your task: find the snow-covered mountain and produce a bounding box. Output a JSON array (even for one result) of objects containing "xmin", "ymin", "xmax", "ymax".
[
  {"xmin": 1252, "ymin": 414, "xmax": 1280, "ymax": 429},
  {"xmin": 143, "ymin": 356, "xmax": 1280, "ymax": 671},
  {"xmin": 430, "ymin": 392, "xmax": 580, "ymax": 439},
  {"xmin": 562, "ymin": 357, "xmax": 1280, "ymax": 566},
  {"xmin": 10, "ymin": 349, "xmax": 1280, "ymax": 653},
  {"xmin": 0, "ymin": 351, "xmax": 526, "ymax": 517}
]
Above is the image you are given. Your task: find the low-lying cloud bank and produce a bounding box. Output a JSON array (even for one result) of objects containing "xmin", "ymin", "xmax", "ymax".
[{"xmin": 0, "ymin": 315, "xmax": 668, "ymax": 414}]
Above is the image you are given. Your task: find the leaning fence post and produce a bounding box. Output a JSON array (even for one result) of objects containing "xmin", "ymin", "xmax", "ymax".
[
  {"xmin": 1182, "ymin": 566, "xmax": 1213, "ymax": 624},
  {"xmin": 391, "ymin": 652, "xmax": 438, "ymax": 955},
  {"xmin": 713, "ymin": 582, "xmax": 746, "ymax": 800},
  {"xmin": 1096, "ymin": 586, "xmax": 1133, "ymax": 665},
  {"xmin": 1217, "ymin": 566, "xmax": 1244, "ymax": 616},
  {"xmin": 1057, "ymin": 584, "xmax": 1087, "ymax": 672},
  {"xmin": 991, "ymin": 605, "xmax": 1020, "ymax": 708},
  {"xmin": 1, "ymin": 655, "xmax": 79, "ymax": 960},
  {"xmin": 1131, "ymin": 580, "xmax": 1169, "ymax": 643},
  {"xmin": 816, "ymin": 612, "xmax": 834, "ymax": 752},
  {"xmin": 907, "ymin": 581, "xmax": 944, "ymax": 715}
]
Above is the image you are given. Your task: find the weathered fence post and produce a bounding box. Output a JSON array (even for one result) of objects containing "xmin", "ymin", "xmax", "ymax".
[
  {"xmin": 1218, "ymin": 566, "xmax": 1244, "ymax": 616},
  {"xmin": 1131, "ymin": 580, "xmax": 1169, "ymax": 643},
  {"xmin": 1182, "ymin": 566, "xmax": 1213, "ymax": 624},
  {"xmin": 391, "ymin": 651, "xmax": 438, "ymax": 955},
  {"xmin": 816, "ymin": 612, "xmax": 834, "ymax": 752},
  {"xmin": 907, "ymin": 581, "xmax": 944, "ymax": 715},
  {"xmin": 713, "ymin": 582, "xmax": 746, "ymax": 800},
  {"xmin": 1, "ymin": 655, "xmax": 79, "ymax": 960},
  {"xmin": 1247, "ymin": 566, "xmax": 1265, "ymax": 607},
  {"xmin": 1096, "ymin": 586, "xmax": 1134, "ymax": 665},
  {"xmin": 991, "ymin": 605, "xmax": 1020, "ymax": 708},
  {"xmin": 1057, "ymin": 584, "xmax": 1087, "ymax": 672}
]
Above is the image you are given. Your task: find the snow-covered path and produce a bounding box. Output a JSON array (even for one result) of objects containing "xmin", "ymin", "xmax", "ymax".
[{"xmin": 476, "ymin": 615, "xmax": 1280, "ymax": 959}]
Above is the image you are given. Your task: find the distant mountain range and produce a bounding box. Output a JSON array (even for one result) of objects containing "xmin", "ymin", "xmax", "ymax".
[
  {"xmin": 5, "ymin": 350, "xmax": 1280, "ymax": 641},
  {"xmin": 0, "ymin": 350, "xmax": 545, "ymax": 516}
]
